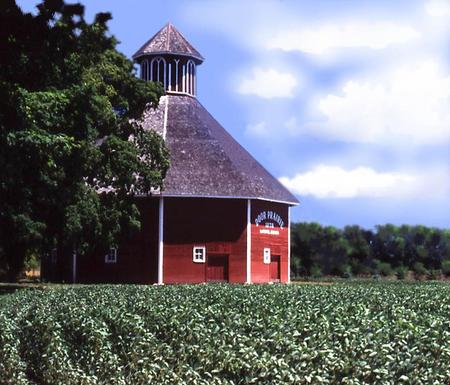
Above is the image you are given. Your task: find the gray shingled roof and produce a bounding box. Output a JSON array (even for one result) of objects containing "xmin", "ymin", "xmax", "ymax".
[
  {"xmin": 132, "ymin": 23, "xmax": 204, "ymax": 62},
  {"xmin": 140, "ymin": 95, "xmax": 299, "ymax": 205}
]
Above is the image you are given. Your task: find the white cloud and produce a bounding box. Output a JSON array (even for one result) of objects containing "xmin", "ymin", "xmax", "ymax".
[
  {"xmin": 425, "ymin": 0, "xmax": 450, "ymax": 17},
  {"xmin": 237, "ymin": 68, "xmax": 298, "ymax": 99},
  {"xmin": 245, "ymin": 121, "xmax": 269, "ymax": 137},
  {"xmin": 185, "ymin": 1, "xmax": 421, "ymax": 56},
  {"xmin": 267, "ymin": 21, "xmax": 419, "ymax": 54},
  {"xmin": 312, "ymin": 61, "xmax": 450, "ymax": 145},
  {"xmin": 279, "ymin": 165, "xmax": 449, "ymax": 199}
]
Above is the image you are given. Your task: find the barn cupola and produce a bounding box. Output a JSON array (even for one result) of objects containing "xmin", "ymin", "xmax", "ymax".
[{"xmin": 132, "ymin": 23, "xmax": 204, "ymax": 97}]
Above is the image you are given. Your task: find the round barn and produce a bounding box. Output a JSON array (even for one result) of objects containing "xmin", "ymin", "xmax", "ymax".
[{"xmin": 76, "ymin": 23, "xmax": 299, "ymax": 284}]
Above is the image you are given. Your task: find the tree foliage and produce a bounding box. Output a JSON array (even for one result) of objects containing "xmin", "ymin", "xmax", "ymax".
[
  {"xmin": 0, "ymin": 0, "xmax": 169, "ymax": 280},
  {"xmin": 291, "ymin": 222, "xmax": 450, "ymax": 278}
]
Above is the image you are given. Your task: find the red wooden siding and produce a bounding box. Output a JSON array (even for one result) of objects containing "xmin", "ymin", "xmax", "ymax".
[
  {"xmin": 163, "ymin": 198, "xmax": 247, "ymax": 284},
  {"xmin": 77, "ymin": 199, "xmax": 159, "ymax": 284},
  {"xmin": 250, "ymin": 200, "xmax": 289, "ymax": 283},
  {"xmin": 75, "ymin": 197, "xmax": 290, "ymax": 285}
]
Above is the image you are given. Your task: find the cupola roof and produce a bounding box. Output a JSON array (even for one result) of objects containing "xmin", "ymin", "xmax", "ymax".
[{"xmin": 132, "ymin": 23, "xmax": 204, "ymax": 63}]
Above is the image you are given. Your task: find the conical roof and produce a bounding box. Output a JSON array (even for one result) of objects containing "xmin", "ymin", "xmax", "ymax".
[
  {"xmin": 133, "ymin": 23, "xmax": 204, "ymax": 62},
  {"xmin": 140, "ymin": 95, "xmax": 299, "ymax": 205}
]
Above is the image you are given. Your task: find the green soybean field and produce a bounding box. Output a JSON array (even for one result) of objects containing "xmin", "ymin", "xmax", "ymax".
[{"xmin": 0, "ymin": 282, "xmax": 449, "ymax": 385}]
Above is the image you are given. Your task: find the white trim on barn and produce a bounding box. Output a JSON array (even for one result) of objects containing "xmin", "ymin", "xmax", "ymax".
[
  {"xmin": 288, "ymin": 206, "xmax": 291, "ymax": 283},
  {"xmin": 133, "ymin": 51, "xmax": 203, "ymax": 62},
  {"xmin": 263, "ymin": 248, "xmax": 271, "ymax": 264},
  {"xmin": 192, "ymin": 246, "xmax": 206, "ymax": 263},
  {"xmin": 168, "ymin": 62, "xmax": 172, "ymax": 91},
  {"xmin": 163, "ymin": 96, "xmax": 169, "ymax": 140},
  {"xmin": 182, "ymin": 64, "xmax": 186, "ymax": 93},
  {"xmin": 72, "ymin": 250, "xmax": 77, "ymax": 283},
  {"xmin": 137, "ymin": 193, "xmax": 299, "ymax": 206},
  {"xmin": 158, "ymin": 196, "xmax": 164, "ymax": 284},
  {"xmin": 246, "ymin": 199, "xmax": 252, "ymax": 283},
  {"xmin": 104, "ymin": 248, "xmax": 118, "ymax": 264},
  {"xmin": 175, "ymin": 59, "xmax": 179, "ymax": 92}
]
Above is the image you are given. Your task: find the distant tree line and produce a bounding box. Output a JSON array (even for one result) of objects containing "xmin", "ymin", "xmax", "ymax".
[{"xmin": 291, "ymin": 223, "xmax": 450, "ymax": 279}]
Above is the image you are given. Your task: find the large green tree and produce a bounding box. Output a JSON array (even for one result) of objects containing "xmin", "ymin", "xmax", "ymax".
[{"xmin": 0, "ymin": 0, "xmax": 169, "ymax": 280}]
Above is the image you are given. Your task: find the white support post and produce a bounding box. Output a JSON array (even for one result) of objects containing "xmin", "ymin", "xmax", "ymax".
[
  {"xmin": 186, "ymin": 64, "xmax": 190, "ymax": 94},
  {"xmin": 72, "ymin": 250, "xmax": 77, "ymax": 284},
  {"xmin": 175, "ymin": 60, "xmax": 179, "ymax": 92},
  {"xmin": 287, "ymin": 206, "xmax": 291, "ymax": 283},
  {"xmin": 158, "ymin": 197, "xmax": 164, "ymax": 284},
  {"xmin": 191, "ymin": 64, "xmax": 194, "ymax": 94},
  {"xmin": 150, "ymin": 59, "xmax": 153, "ymax": 81},
  {"xmin": 157, "ymin": 60, "xmax": 160, "ymax": 83},
  {"xmin": 193, "ymin": 65, "xmax": 196, "ymax": 96},
  {"xmin": 163, "ymin": 59, "xmax": 167, "ymax": 89},
  {"xmin": 189, "ymin": 63, "xmax": 193, "ymax": 94},
  {"xmin": 246, "ymin": 199, "xmax": 252, "ymax": 284},
  {"xmin": 168, "ymin": 63, "xmax": 171, "ymax": 91}
]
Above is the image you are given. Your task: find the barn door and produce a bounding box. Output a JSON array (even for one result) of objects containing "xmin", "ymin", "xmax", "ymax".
[
  {"xmin": 270, "ymin": 255, "xmax": 280, "ymax": 282},
  {"xmin": 206, "ymin": 254, "xmax": 228, "ymax": 282}
]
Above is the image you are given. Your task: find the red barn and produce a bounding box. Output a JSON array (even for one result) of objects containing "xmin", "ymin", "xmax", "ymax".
[{"xmin": 50, "ymin": 23, "xmax": 299, "ymax": 284}]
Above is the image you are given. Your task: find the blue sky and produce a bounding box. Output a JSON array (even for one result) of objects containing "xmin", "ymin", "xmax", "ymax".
[{"xmin": 18, "ymin": 0, "xmax": 450, "ymax": 228}]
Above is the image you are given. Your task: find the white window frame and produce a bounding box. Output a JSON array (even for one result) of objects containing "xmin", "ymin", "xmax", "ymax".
[
  {"xmin": 105, "ymin": 248, "xmax": 117, "ymax": 264},
  {"xmin": 263, "ymin": 248, "xmax": 271, "ymax": 264},
  {"xmin": 193, "ymin": 246, "xmax": 206, "ymax": 263},
  {"xmin": 187, "ymin": 60, "xmax": 196, "ymax": 95},
  {"xmin": 150, "ymin": 57, "xmax": 166, "ymax": 88}
]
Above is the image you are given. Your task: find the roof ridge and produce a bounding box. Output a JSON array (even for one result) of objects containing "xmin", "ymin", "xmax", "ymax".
[{"xmin": 166, "ymin": 22, "xmax": 171, "ymax": 52}]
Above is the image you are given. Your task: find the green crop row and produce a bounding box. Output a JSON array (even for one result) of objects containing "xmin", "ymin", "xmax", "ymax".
[{"xmin": 0, "ymin": 282, "xmax": 449, "ymax": 385}]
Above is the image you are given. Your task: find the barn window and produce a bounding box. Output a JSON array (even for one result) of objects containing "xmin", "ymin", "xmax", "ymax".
[
  {"xmin": 141, "ymin": 60, "xmax": 148, "ymax": 80},
  {"xmin": 171, "ymin": 59, "xmax": 180, "ymax": 91},
  {"xmin": 150, "ymin": 57, "xmax": 166, "ymax": 88},
  {"xmin": 105, "ymin": 248, "xmax": 117, "ymax": 264},
  {"xmin": 193, "ymin": 246, "xmax": 206, "ymax": 263},
  {"xmin": 263, "ymin": 248, "xmax": 271, "ymax": 264},
  {"xmin": 186, "ymin": 60, "xmax": 196, "ymax": 95},
  {"xmin": 182, "ymin": 64, "xmax": 186, "ymax": 93}
]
